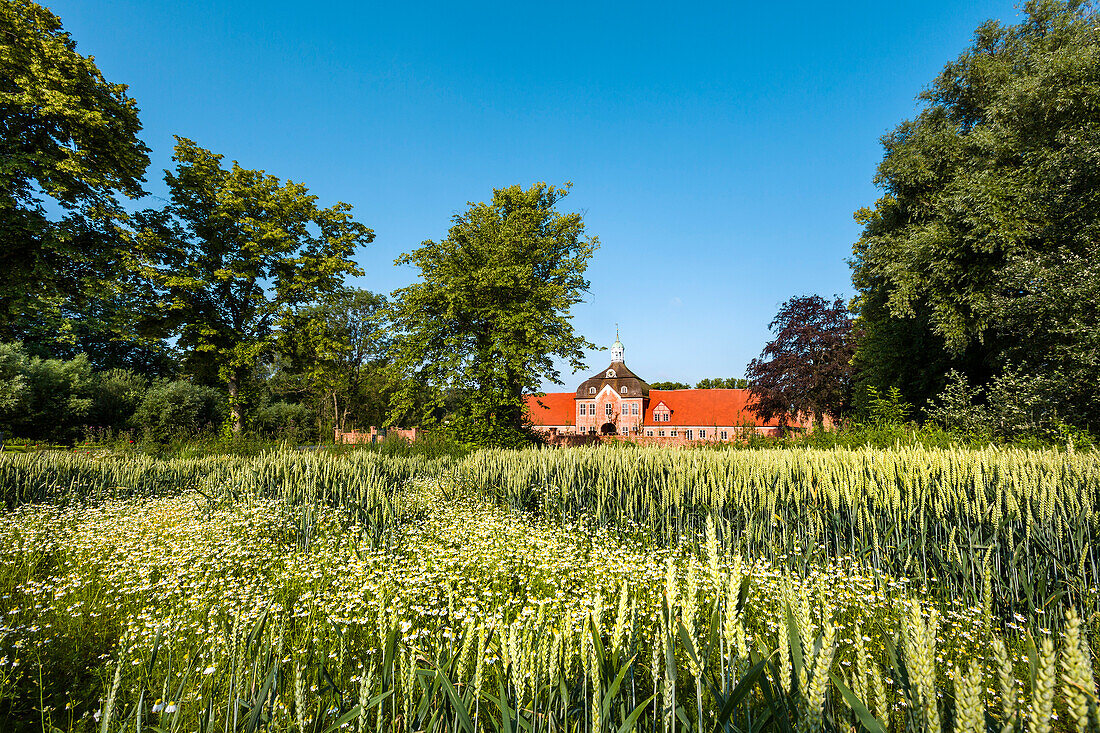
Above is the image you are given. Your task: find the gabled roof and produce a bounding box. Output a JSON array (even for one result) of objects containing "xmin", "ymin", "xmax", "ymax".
[
  {"xmin": 642, "ymin": 389, "xmax": 781, "ymax": 427},
  {"xmin": 524, "ymin": 392, "xmax": 576, "ymax": 426}
]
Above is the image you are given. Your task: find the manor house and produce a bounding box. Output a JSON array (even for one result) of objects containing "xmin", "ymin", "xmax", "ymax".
[{"xmin": 523, "ymin": 334, "xmax": 790, "ymax": 442}]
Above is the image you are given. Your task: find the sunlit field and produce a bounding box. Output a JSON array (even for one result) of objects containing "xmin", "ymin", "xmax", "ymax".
[{"xmin": 0, "ymin": 446, "xmax": 1097, "ymax": 733}]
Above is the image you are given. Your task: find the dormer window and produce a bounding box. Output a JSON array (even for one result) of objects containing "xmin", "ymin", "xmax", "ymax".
[
  {"xmin": 589, "ymin": 387, "xmax": 596, "ymax": 395},
  {"xmin": 606, "ymin": 369, "xmax": 616, "ymax": 378},
  {"xmin": 620, "ymin": 386, "xmax": 628, "ymax": 394}
]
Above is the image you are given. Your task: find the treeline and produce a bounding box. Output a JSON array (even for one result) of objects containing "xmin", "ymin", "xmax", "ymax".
[
  {"xmin": 742, "ymin": 2, "xmax": 1100, "ymax": 447},
  {"xmin": 648, "ymin": 378, "xmax": 749, "ymax": 390},
  {"xmin": 5, "ymin": 1, "xmax": 1100, "ymax": 449},
  {"xmin": 0, "ymin": 2, "xmax": 595, "ymax": 448}
]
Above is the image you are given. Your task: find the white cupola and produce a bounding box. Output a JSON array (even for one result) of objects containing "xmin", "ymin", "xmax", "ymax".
[{"xmin": 610, "ymin": 326, "xmax": 624, "ymax": 363}]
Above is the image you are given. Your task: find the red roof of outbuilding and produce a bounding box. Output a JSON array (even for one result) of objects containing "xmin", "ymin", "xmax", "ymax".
[
  {"xmin": 524, "ymin": 392, "xmax": 576, "ymax": 426},
  {"xmin": 644, "ymin": 389, "xmax": 780, "ymax": 427}
]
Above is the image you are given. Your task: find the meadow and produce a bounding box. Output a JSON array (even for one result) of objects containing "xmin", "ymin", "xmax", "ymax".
[{"xmin": 0, "ymin": 446, "xmax": 1096, "ymax": 733}]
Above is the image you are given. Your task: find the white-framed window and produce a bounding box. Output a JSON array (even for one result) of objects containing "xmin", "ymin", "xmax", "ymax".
[
  {"xmin": 605, "ymin": 403, "xmax": 613, "ymax": 417},
  {"xmin": 646, "ymin": 430, "xmax": 653, "ymax": 436},
  {"xmin": 606, "ymin": 369, "xmax": 616, "ymax": 378},
  {"xmin": 631, "ymin": 404, "xmax": 639, "ymax": 415},
  {"xmin": 721, "ymin": 430, "xmax": 728, "ymax": 440},
  {"xmin": 670, "ymin": 429, "xmax": 677, "ymax": 437},
  {"xmin": 699, "ymin": 429, "xmax": 705, "ymax": 439},
  {"xmin": 658, "ymin": 430, "xmax": 665, "ymax": 437},
  {"xmin": 686, "ymin": 429, "xmax": 693, "ymax": 440},
  {"xmin": 620, "ymin": 426, "xmax": 629, "ymax": 435},
  {"xmin": 589, "ymin": 387, "xmax": 596, "ymax": 395},
  {"xmin": 620, "ymin": 386, "xmax": 628, "ymax": 394},
  {"xmin": 581, "ymin": 404, "xmax": 588, "ymax": 416}
]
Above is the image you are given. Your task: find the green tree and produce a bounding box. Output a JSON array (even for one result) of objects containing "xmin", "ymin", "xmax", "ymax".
[
  {"xmin": 0, "ymin": 0, "xmax": 150, "ymax": 339},
  {"xmin": 649, "ymin": 381, "xmax": 691, "ymax": 390},
  {"xmin": 391, "ymin": 183, "xmax": 598, "ymax": 447},
  {"xmin": 850, "ymin": 0, "xmax": 1100, "ymax": 429},
  {"xmin": 277, "ymin": 288, "xmax": 392, "ymax": 435},
  {"xmin": 0, "ymin": 341, "xmax": 93, "ymax": 441},
  {"xmin": 140, "ymin": 138, "xmax": 373, "ymax": 433},
  {"xmin": 695, "ymin": 377, "xmax": 749, "ymax": 389}
]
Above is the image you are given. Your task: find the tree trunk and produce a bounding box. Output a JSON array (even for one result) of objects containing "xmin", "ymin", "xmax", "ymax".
[{"xmin": 227, "ymin": 372, "xmax": 244, "ymax": 434}]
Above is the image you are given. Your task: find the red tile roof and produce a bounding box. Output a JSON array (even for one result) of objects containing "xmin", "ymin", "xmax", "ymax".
[
  {"xmin": 645, "ymin": 389, "xmax": 781, "ymax": 427},
  {"xmin": 525, "ymin": 388, "xmax": 785, "ymax": 428},
  {"xmin": 524, "ymin": 392, "xmax": 576, "ymax": 426}
]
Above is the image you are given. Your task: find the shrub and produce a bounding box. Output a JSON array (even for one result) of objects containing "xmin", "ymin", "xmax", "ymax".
[
  {"xmin": 0, "ymin": 342, "xmax": 93, "ymax": 442},
  {"xmin": 134, "ymin": 380, "xmax": 225, "ymax": 443},
  {"xmin": 88, "ymin": 369, "xmax": 148, "ymax": 432},
  {"xmin": 255, "ymin": 401, "xmax": 315, "ymax": 443}
]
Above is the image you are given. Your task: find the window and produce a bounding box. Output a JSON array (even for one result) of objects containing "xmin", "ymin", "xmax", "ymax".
[
  {"xmin": 646, "ymin": 430, "xmax": 653, "ymax": 436},
  {"xmin": 670, "ymin": 429, "xmax": 677, "ymax": 437},
  {"xmin": 721, "ymin": 430, "xmax": 728, "ymax": 440},
  {"xmin": 606, "ymin": 369, "xmax": 616, "ymax": 378},
  {"xmin": 589, "ymin": 387, "xmax": 596, "ymax": 395},
  {"xmin": 686, "ymin": 430, "xmax": 693, "ymax": 440},
  {"xmin": 658, "ymin": 430, "xmax": 665, "ymax": 437},
  {"xmin": 699, "ymin": 429, "xmax": 705, "ymax": 439},
  {"xmin": 605, "ymin": 403, "xmax": 613, "ymax": 417},
  {"xmin": 631, "ymin": 404, "xmax": 639, "ymax": 415},
  {"xmin": 620, "ymin": 426, "xmax": 629, "ymax": 435},
  {"xmin": 620, "ymin": 386, "xmax": 628, "ymax": 394},
  {"xmin": 579, "ymin": 404, "xmax": 587, "ymax": 416},
  {"xmin": 588, "ymin": 427, "xmax": 596, "ymax": 434}
]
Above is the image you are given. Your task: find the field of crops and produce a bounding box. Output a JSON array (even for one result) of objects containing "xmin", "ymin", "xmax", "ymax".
[{"xmin": 0, "ymin": 446, "xmax": 1097, "ymax": 733}]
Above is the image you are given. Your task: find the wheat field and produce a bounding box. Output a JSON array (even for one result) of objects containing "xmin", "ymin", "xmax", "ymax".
[{"xmin": 0, "ymin": 446, "xmax": 1096, "ymax": 733}]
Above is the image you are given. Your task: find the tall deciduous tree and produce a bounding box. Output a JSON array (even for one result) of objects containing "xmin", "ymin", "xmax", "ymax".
[
  {"xmin": 391, "ymin": 183, "xmax": 598, "ymax": 447},
  {"xmin": 0, "ymin": 0, "xmax": 150, "ymax": 338},
  {"xmin": 746, "ymin": 295, "xmax": 855, "ymax": 429},
  {"xmin": 277, "ymin": 288, "xmax": 391, "ymax": 434},
  {"xmin": 850, "ymin": 1, "xmax": 1100, "ymax": 429},
  {"xmin": 141, "ymin": 138, "xmax": 373, "ymax": 433}
]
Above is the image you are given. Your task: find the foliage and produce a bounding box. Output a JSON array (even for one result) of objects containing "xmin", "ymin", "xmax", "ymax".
[
  {"xmin": 390, "ymin": 183, "xmax": 598, "ymax": 448},
  {"xmin": 926, "ymin": 368, "xmax": 1095, "ymax": 448},
  {"xmin": 649, "ymin": 380, "xmax": 691, "ymax": 390},
  {"xmin": 850, "ymin": 0, "xmax": 1100, "ymax": 431},
  {"xmin": 695, "ymin": 377, "xmax": 749, "ymax": 389},
  {"xmin": 0, "ymin": 0, "xmax": 150, "ymax": 341},
  {"xmin": 276, "ymin": 288, "xmax": 393, "ymax": 434},
  {"xmin": 138, "ymin": 137, "xmax": 374, "ymax": 433},
  {"xmin": 254, "ymin": 400, "xmax": 315, "ymax": 443},
  {"xmin": 746, "ymin": 295, "xmax": 855, "ymax": 429},
  {"xmin": 133, "ymin": 379, "xmax": 225, "ymax": 444},
  {"xmin": 87, "ymin": 368, "xmax": 148, "ymax": 432},
  {"xmin": 0, "ymin": 341, "xmax": 92, "ymax": 442}
]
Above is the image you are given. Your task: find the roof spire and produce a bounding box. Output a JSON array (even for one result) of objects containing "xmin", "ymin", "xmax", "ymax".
[{"xmin": 610, "ymin": 326, "xmax": 624, "ymax": 363}]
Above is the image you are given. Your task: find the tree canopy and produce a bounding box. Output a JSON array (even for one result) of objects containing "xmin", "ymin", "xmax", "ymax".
[
  {"xmin": 850, "ymin": 0, "xmax": 1100, "ymax": 430},
  {"xmin": 746, "ymin": 295, "xmax": 855, "ymax": 428},
  {"xmin": 140, "ymin": 137, "xmax": 374, "ymax": 432},
  {"xmin": 390, "ymin": 183, "xmax": 598, "ymax": 447},
  {"xmin": 0, "ymin": 0, "xmax": 150, "ymax": 340}
]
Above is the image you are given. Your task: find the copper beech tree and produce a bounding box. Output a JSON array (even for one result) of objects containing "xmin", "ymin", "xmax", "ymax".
[{"xmin": 746, "ymin": 295, "xmax": 855, "ymax": 430}]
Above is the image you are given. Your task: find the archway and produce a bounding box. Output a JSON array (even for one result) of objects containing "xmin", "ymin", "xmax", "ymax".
[{"xmin": 600, "ymin": 422, "xmax": 616, "ymax": 435}]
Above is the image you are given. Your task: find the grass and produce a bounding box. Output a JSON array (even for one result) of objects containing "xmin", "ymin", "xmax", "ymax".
[{"xmin": 0, "ymin": 446, "xmax": 1096, "ymax": 732}]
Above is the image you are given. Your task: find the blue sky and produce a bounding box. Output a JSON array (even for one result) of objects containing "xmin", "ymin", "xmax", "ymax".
[{"xmin": 52, "ymin": 0, "xmax": 1019, "ymax": 388}]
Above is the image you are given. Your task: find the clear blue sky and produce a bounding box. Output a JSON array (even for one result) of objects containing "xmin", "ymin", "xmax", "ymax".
[{"xmin": 51, "ymin": 0, "xmax": 1020, "ymax": 388}]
